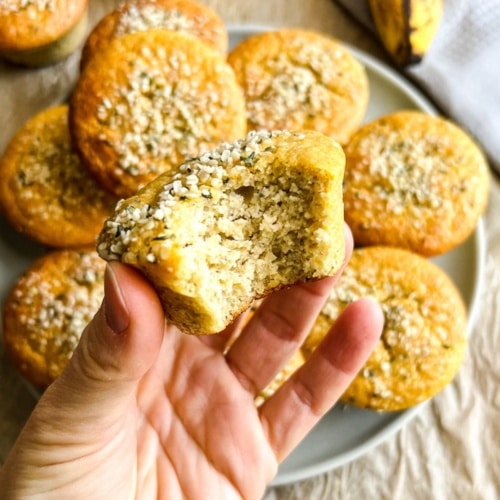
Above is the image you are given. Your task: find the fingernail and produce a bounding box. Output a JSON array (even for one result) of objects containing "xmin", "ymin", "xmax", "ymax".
[{"xmin": 104, "ymin": 263, "xmax": 130, "ymax": 334}]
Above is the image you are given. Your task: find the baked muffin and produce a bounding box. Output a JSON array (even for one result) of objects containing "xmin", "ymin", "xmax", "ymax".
[
  {"xmin": 302, "ymin": 246, "xmax": 468, "ymax": 412},
  {"xmin": 0, "ymin": 0, "xmax": 88, "ymax": 67},
  {"xmin": 80, "ymin": 0, "xmax": 227, "ymax": 69},
  {"xmin": 97, "ymin": 130, "xmax": 346, "ymax": 335},
  {"xmin": 343, "ymin": 111, "xmax": 490, "ymax": 256},
  {"xmin": 2, "ymin": 248, "xmax": 105, "ymax": 390},
  {"xmin": 70, "ymin": 30, "xmax": 247, "ymax": 199},
  {"xmin": 227, "ymin": 28, "xmax": 369, "ymax": 145},
  {"xmin": 0, "ymin": 105, "xmax": 118, "ymax": 248},
  {"xmin": 256, "ymin": 349, "xmax": 305, "ymax": 405}
]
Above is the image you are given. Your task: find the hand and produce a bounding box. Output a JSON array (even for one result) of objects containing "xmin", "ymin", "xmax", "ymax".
[{"xmin": 0, "ymin": 229, "xmax": 383, "ymax": 499}]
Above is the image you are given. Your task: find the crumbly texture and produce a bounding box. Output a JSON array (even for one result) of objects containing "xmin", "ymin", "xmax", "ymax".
[
  {"xmin": 302, "ymin": 246, "xmax": 468, "ymax": 412},
  {"xmin": 97, "ymin": 130, "xmax": 346, "ymax": 335},
  {"xmin": 2, "ymin": 249, "xmax": 105, "ymax": 390},
  {"xmin": 0, "ymin": 0, "xmax": 88, "ymax": 53},
  {"xmin": 343, "ymin": 111, "xmax": 490, "ymax": 256},
  {"xmin": 80, "ymin": 0, "xmax": 227, "ymax": 68},
  {"xmin": 70, "ymin": 29, "xmax": 246, "ymax": 199},
  {"xmin": 0, "ymin": 105, "xmax": 117, "ymax": 248},
  {"xmin": 227, "ymin": 28, "xmax": 369, "ymax": 145}
]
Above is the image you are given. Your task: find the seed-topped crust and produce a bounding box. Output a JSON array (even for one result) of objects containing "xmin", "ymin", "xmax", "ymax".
[
  {"xmin": 80, "ymin": 0, "xmax": 228, "ymax": 69},
  {"xmin": 227, "ymin": 28, "xmax": 369, "ymax": 145},
  {"xmin": 0, "ymin": 105, "xmax": 118, "ymax": 248},
  {"xmin": 70, "ymin": 29, "xmax": 247, "ymax": 199},
  {"xmin": 0, "ymin": 0, "xmax": 88, "ymax": 60},
  {"xmin": 2, "ymin": 248, "xmax": 105, "ymax": 390},
  {"xmin": 302, "ymin": 246, "xmax": 468, "ymax": 412},
  {"xmin": 97, "ymin": 130, "xmax": 346, "ymax": 335},
  {"xmin": 343, "ymin": 111, "xmax": 490, "ymax": 256}
]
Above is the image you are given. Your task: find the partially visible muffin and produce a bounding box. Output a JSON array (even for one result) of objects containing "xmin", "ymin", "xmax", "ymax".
[
  {"xmin": 2, "ymin": 248, "xmax": 105, "ymax": 390},
  {"xmin": 0, "ymin": 105, "xmax": 117, "ymax": 248},
  {"xmin": 0, "ymin": 0, "xmax": 89, "ymax": 67},
  {"xmin": 343, "ymin": 111, "xmax": 490, "ymax": 256},
  {"xmin": 257, "ymin": 349, "xmax": 305, "ymax": 405},
  {"xmin": 80, "ymin": 0, "xmax": 228, "ymax": 69},
  {"xmin": 227, "ymin": 28, "xmax": 369, "ymax": 145},
  {"xmin": 97, "ymin": 130, "xmax": 346, "ymax": 335},
  {"xmin": 302, "ymin": 246, "xmax": 468, "ymax": 412},
  {"xmin": 70, "ymin": 29, "xmax": 247, "ymax": 198}
]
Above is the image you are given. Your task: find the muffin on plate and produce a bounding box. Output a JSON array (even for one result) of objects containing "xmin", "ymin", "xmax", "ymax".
[
  {"xmin": 343, "ymin": 111, "xmax": 490, "ymax": 256},
  {"xmin": 0, "ymin": 0, "xmax": 89, "ymax": 67},
  {"xmin": 2, "ymin": 248, "xmax": 105, "ymax": 390},
  {"xmin": 227, "ymin": 28, "xmax": 369, "ymax": 145},
  {"xmin": 80, "ymin": 0, "xmax": 227, "ymax": 69},
  {"xmin": 302, "ymin": 246, "xmax": 468, "ymax": 412},
  {"xmin": 97, "ymin": 130, "xmax": 346, "ymax": 335},
  {"xmin": 0, "ymin": 105, "xmax": 118, "ymax": 248},
  {"xmin": 70, "ymin": 29, "xmax": 246, "ymax": 199}
]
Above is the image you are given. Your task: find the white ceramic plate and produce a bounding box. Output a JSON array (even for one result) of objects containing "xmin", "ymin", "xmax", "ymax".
[
  {"xmin": 0, "ymin": 25, "xmax": 485, "ymax": 488},
  {"xmin": 227, "ymin": 26, "xmax": 486, "ymax": 486}
]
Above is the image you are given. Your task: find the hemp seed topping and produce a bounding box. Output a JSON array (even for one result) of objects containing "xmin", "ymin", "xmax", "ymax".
[{"xmin": 115, "ymin": 4, "xmax": 193, "ymax": 36}]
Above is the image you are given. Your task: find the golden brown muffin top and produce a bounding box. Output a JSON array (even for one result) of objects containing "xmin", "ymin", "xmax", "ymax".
[
  {"xmin": 97, "ymin": 130, "xmax": 346, "ymax": 334},
  {"xmin": 227, "ymin": 28, "xmax": 369, "ymax": 144},
  {"xmin": 303, "ymin": 246, "xmax": 468, "ymax": 412},
  {"xmin": 2, "ymin": 248, "xmax": 105, "ymax": 390},
  {"xmin": 0, "ymin": 105, "xmax": 118, "ymax": 248},
  {"xmin": 80, "ymin": 0, "xmax": 227, "ymax": 68},
  {"xmin": 0, "ymin": 0, "xmax": 88, "ymax": 51},
  {"xmin": 343, "ymin": 110, "xmax": 490, "ymax": 256},
  {"xmin": 70, "ymin": 29, "xmax": 247, "ymax": 199}
]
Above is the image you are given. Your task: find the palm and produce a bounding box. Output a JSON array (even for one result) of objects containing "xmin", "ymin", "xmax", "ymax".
[
  {"xmin": 131, "ymin": 329, "xmax": 276, "ymax": 498},
  {"xmin": 0, "ymin": 257, "xmax": 382, "ymax": 499}
]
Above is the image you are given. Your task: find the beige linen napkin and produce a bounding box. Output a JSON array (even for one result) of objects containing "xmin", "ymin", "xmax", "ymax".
[{"xmin": 335, "ymin": 0, "xmax": 500, "ymax": 175}]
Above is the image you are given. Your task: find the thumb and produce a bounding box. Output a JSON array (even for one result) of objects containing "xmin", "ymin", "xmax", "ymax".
[{"xmin": 46, "ymin": 261, "xmax": 165, "ymax": 418}]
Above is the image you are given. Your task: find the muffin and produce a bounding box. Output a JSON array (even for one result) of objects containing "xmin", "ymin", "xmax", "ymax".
[
  {"xmin": 0, "ymin": 105, "xmax": 118, "ymax": 248},
  {"xmin": 257, "ymin": 349, "xmax": 305, "ymax": 405},
  {"xmin": 0, "ymin": 0, "xmax": 88, "ymax": 67},
  {"xmin": 97, "ymin": 130, "xmax": 346, "ymax": 335},
  {"xmin": 80, "ymin": 0, "xmax": 227, "ymax": 69},
  {"xmin": 70, "ymin": 29, "xmax": 247, "ymax": 199},
  {"xmin": 343, "ymin": 111, "xmax": 490, "ymax": 256},
  {"xmin": 2, "ymin": 248, "xmax": 105, "ymax": 390},
  {"xmin": 227, "ymin": 28, "xmax": 369, "ymax": 145},
  {"xmin": 302, "ymin": 246, "xmax": 468, "ymax": 412}
]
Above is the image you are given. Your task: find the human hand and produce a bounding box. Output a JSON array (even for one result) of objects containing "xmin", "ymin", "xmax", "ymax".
[{"xmin": 0, "ymin": 229, "xmax": 383, "ymax": 499}]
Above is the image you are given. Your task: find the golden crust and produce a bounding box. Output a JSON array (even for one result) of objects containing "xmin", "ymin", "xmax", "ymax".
[
  {"xmin": 97, "ymin": 130, "xmax": 346, "ymax": 335},
  {"xmin": 0, "ymin": 105, "xmax": 118, "ymax": 248},
  {"xmin": 227, "ymin": 28, "xmax": 369, "ymax": 145},
  {"xmin": 0, "ymin": 0, "xmax": 88, "ymax": 52},
  {"xmin": 343, "ymin": 111, "xmax": 490, "ymax": 256},
  {"xmin": 302, "ymin": 246, "xmax": 468, "ymax": 411},
  {"xmin": 2, "ymin": 248, "xmax": 105, "ymax": 390},
  {"xmin": 80, "ymin": 0, "xmax": 228, "ymax": 69},
  {"xmin": 70, "ymin": 29, "xmax": 246, "ymax": 199}
]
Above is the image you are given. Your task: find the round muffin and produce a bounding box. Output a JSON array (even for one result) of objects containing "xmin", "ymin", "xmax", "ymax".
[
  {"xmin": 80, "ymin": 0, "xmax": 227, "ymax": 69},
  {"xmin": 2, "ymin": 248, "xmax": 105, "ymax": 390},
  {"xmin": 0, "ymin": 0, "xmax": 88, "ymax": 67},
  {"xmin": 70, "ymin": 29, "xmax": 247, "ymax": 199},
  {"xmin": 227, "ymin": 28, "xmax": 369, "ymax": 145},
  {"xmin": 0, "ymin": 105, "xmax": 118, "ymax": 248},
  {"xmin": 256, "ymin": 349, "xmax": 305, "ymax": 405},
  {"xmin": 343, "ymin": 111, "xmax": 490, "ymax": 256},
  {"xmin": 97, "ymin": 130, "xmax": 346, "ymax": 335},
  {"xmin": 302, "ymin": 246, "xmax": 468, "ymax": 412}
]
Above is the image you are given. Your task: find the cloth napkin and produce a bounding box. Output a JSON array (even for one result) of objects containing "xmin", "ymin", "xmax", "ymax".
[{"xmin": 335, "ymin": 0, "xmax": 500, "ymax": 175}]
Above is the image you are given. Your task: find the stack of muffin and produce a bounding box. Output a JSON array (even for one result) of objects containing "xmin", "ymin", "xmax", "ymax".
[{"xmin": 0, "ymin": 0, "xmax": 490, "ymax": 413}]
